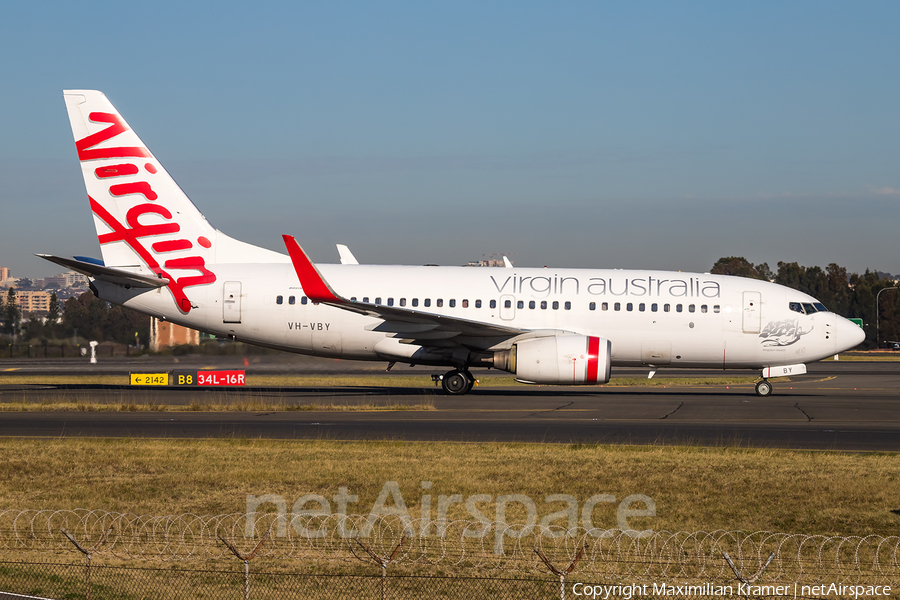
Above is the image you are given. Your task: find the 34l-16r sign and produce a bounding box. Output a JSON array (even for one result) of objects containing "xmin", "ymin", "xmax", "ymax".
[{"xmin": 173, "ymin": 370, "xmax": 246, "ymax": 386}]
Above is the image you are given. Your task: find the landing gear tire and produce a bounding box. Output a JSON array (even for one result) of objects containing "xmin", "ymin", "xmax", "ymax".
[
  {"xmin": 755, "ymin": 380, "xmax": 773, "ymax": 397},
  {"xmin": 442, "ymin": 370, "xmax": 473, "ymax": 395}
]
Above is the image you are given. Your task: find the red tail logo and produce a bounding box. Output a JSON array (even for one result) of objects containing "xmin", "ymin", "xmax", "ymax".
[{"xmin": 79, "ymin": 112, "xmax": 216, "ymax": 314}]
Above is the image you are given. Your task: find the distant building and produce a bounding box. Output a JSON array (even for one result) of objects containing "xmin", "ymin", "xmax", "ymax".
[
  {"xmin": 466, "ymin": 258, "xmax": 509, "ymax": 267},
  {"xmin": 0, "ymin": 265, "xmax": 11, "ymax": 285},
  {"xmin": 465, "ymin": 253, "xmax": 513, "ymax": 268},
  {"xmin": 150, "ymin": 317, "xmax": 200, "ymax": 351},
  {"xmin": 43, "ymin": 271, "xmax": 89, "ymax": 289},
  {"xmin": 11, "ymin": 290, "xmax": 52, "ymax": 315}
]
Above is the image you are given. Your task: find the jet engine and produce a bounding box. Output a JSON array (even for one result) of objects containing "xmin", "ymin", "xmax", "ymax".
[{"xmin": 507, "ymin": 334, "xmax": 611, "ymax": 385}]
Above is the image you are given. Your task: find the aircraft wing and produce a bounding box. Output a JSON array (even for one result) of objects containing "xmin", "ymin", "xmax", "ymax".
[
  {"xmin": 37, "ymin": 254, "xmax": 169, "ymax": 289},
  {"xmin": 282, "ymin": 235, "xmax": 524, "ymax": 340}
]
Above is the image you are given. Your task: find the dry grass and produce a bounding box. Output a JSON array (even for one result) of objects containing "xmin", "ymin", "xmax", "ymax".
[
  {"xmin": 0, "ymin": 397, "xmax": 435, "ymax": 412},
  {"xmin": 0, "ymin": 439, "xmax": 897, "ymax": 535},
  {"xmin": 829, "ymin": 353, "xmax": 900, "ymax": 361}
]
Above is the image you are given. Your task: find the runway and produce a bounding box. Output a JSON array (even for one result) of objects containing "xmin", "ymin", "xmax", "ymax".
[{"xmin": 1, "ymin": 359, "xmax": 898, "ymax": 451}]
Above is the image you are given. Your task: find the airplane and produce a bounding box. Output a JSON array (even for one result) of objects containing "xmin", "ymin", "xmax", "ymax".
[{"xmin": 41, "ymin": 90, "xmax": 866, "ymax": 397}]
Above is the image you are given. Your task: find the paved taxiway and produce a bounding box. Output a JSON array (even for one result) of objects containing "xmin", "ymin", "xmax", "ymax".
[{"xmin": 1, "ymin": 359, "xmax": 898, "ymax": 450}]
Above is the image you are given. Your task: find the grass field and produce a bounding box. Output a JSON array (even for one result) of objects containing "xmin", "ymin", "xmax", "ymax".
[{"xmin": 1, "ymin": 438, "xmax": 898, "ymax": 536}]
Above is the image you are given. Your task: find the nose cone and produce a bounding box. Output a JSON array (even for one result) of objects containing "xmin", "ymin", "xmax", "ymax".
[{"xmin": 835, "ymin": 316, "xmax": 866, "ymax": 352}]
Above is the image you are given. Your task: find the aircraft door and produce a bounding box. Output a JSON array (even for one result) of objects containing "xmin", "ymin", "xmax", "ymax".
[
  {"xmin": 499, "ymin": 294, "xmax": 516, "ymax": 320},
  {"xmin": 223, "ymin": 281, "xmax": 242, "ymax": 323},
  {"xmin": 742, "ymin": 291, "xmax": 761, "ymax": 333}
]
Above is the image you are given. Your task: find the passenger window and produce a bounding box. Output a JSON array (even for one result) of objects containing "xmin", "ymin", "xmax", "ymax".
[
  {"xmin": 552, "ymin": 301, "xmax": 559, "ymax": 310},
  {"xmin": 412, "ymin": 298, "xmax": 418, "ymax": 307},
  {"xmin": 363, "ymin": 297, "xmax": 369, "ymax": 303},
  {"xmin": 688, "ymin": 304, "xmax": 695, "ymax": 313},
  {"xmin": 528, "ymin": 301, "xmax": 535, "ymax": 309},
  {"xmin": 449, "ymin": 299, "xmax": 456, "ymax": 308},
  {"xmin": 639, "ymin": 303, "xmax": 645, "ymax": 312},
  {"xmin": 504, "ymin": 300, "xmax": 511, "ymax": 309},
  {"xmin": 676, "ymin": 304, "xmax": 683, "ymax": 313},
  {"xmin": 276, "ymin": 295, "xmax": 283, "ymax": 305},
  {"xmin": 589, "ymin": 302, "xmax": 596, "ymax": 311},
  {"xmin": 301, "ymin": 296, "xmax": 308, "ymax": 305},
  {"xmin": 651, "ymin": 303, "xmax": 658, "ymax": 312},
  {"xmin": 626, "ymin": 303, "xmax": 633, "ymax": 311},
  {"xmin": 424, "ymin": 299, "xmax": 431, "ymax": 307},
  {"xmin": 564, "ymin": 301, "xmax": 571, "ymax": 310},
  {"xmin": 713, "ymin": 305, "xmax": 720, "ymax": 313},
  {"xmin": 664, "ymin": 304, "xmax": 670, "ymax": 312},
  {"xmin": 387, "ymin": 298, "xmax": 394, "ymax": 307},
  {"xmin": 490, "ymin": 300, "xmax": 497, "ymax": 309},
  {"xmin": 400, "ymin": 298, "xmax": 406, "ymax": 307},
  {"xmin": 350, "ymin": 297, "xmax": 357, "ymax": 302},
  {"xmin": 476, "ymin": 300, "xmax": 482, "ymax": 308},
  {"xmin": 601, "ymin": 302, "xmax": 608, "ymax": 311},
  {"xmin": 375, "ymin": 297, "xmax": 382, "ymax": 305},
  {"xmin": 614, "ymin": 302, "xmax": 621, "ymax": 311},
  {"xmin": 517, "ymin": 300, "xmax": 524, "ymax": 309},
  {"xmin": 462, "ymin": 299, "xmax": 469, "ymax": 308},
  {"xmin": 437, "ymin": 299, "xmax": 443, "ymax": 307},
  {"xmin": 289, "ymin": 296, "xmax": 295, "ymax": 305},
  {"xmin": 701, "ymin": 305, "xmax": 707, "ymax": 313},
  {"xmin": 541, "ymin": 301, "xmax": 548, "ymax": 310}
]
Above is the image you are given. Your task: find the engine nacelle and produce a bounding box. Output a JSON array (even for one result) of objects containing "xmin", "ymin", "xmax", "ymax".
[{"xmin": 510, "ymin": 334, "xmax": 611, "ymax": 385}]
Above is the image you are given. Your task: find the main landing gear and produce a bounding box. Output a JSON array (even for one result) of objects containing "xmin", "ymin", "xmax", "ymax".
[
  {"xmin": 755, "ymin": 379, "xmax": 773, "ymax": 397},
  {"xmin": 441, "ymin": 369, "xmax": 475, "ymax": 395}
]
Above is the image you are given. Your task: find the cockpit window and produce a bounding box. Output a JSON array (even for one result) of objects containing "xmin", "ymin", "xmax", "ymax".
[{"xmin": 790, "ymin": 301, "xmax": 828, "ymax": 315}]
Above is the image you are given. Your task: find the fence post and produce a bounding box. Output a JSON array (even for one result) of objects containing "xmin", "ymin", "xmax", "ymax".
[
  {"xmin": 723, "ymin": 550, "xmax": 775, "ymax": 585},
  {"xmin": 61, "ymin": 526, "xmax": 113, "ymax": 600},
  {"xmin": 219, "ymin": 525, "xmax": 273, "ymax": 600},
  {"xmin": 534, "ymin": 544, "xmax": 587, "ymax": 600},
  {"xmin": 353, "ymin": 536, "xmax": 405, "ymax": 600}
]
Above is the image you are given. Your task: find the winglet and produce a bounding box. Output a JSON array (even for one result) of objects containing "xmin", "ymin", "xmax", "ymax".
[
  {"xmin": 282, "ymin": 235, "xmax": 344, "ymax": 303},
  {"xmin": 336, "ymin": 244, "xmax": 359, "ymax": 265}
]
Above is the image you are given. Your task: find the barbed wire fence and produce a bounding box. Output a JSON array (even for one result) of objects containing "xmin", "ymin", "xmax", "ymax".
[{"xmin": 0, "ymin": 509, "xmax": 897, "ymax": 599}]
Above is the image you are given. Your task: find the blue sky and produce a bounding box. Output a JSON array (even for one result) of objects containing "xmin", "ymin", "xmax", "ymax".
[{"xmin": 1, "ymin": 1, "xmax": 898, "ymax": 277}]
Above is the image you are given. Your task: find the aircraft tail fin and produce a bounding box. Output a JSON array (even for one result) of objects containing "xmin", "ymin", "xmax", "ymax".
[
  {"xmin": 62, "ymin": 90, "xmax": 288, "ymax": 313},
  {"xmin": 63, "ymin": 90, "xmax": 218, "ymax": 273}
]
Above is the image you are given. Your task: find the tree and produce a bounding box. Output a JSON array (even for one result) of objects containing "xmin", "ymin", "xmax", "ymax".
[
  {"xmin": 710, "ymin": 257, "xmax": 771, "ymax": 280},
  {"xmin": 45, "ymin": 292, "xmax": 60, "ymax": 338},
  {"xmin": 61, "ymin": 292, "xmax": 150, "ymax": 345},
  {"xmin": 2, "ymin": 288, "xmax": 20, "ymax": 336}
]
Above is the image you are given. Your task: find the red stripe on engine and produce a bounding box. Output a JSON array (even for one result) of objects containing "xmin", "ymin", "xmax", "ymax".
[{"xmin": 586, "ymin": 336, "xmax": 600, "ymax": 383}]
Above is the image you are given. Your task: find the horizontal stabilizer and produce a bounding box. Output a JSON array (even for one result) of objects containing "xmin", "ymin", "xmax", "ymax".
[{"xmin": 36, "ymin": 254, "xmax": 169, "ymax": 288}]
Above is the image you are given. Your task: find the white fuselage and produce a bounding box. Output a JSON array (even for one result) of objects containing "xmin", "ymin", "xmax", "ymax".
[{"xmin": 96, "ymin": 262, "xmax": 851, "ymax": 371}]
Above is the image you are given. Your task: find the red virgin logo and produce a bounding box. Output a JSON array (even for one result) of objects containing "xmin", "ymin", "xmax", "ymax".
[{"xmin": 78, "ymin": 112, "xmax": 216, "ymax": 314}]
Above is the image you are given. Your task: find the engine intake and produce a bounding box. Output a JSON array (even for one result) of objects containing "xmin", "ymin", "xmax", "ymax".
[{"xmin": 510, "ymin": 334, "xmax": 611, "ymax": 385}]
